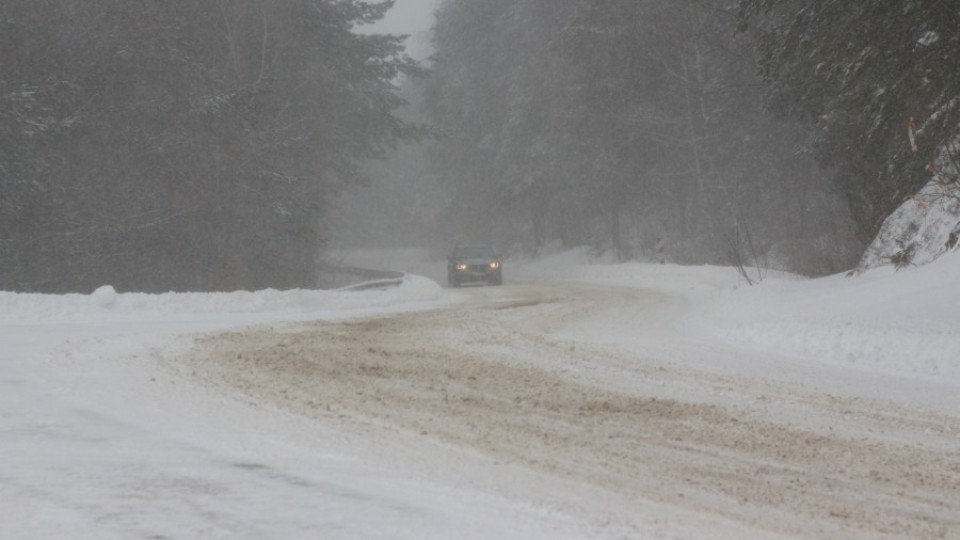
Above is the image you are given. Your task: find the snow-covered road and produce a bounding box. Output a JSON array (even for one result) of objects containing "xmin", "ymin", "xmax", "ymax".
[
  {"xmin": 3, "ymin": 249, "xmax": 959, "ymax": 539},
  {"xmin": 178, "ymin": 281, "xmax": 959, "ymax": 539},
  {"xmin": 3, "ymin": 300, "xmax": 596, "ymax": 540}
]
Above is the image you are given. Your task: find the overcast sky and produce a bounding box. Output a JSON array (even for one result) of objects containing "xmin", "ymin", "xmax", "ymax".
[
  {"xmin": 355, "ymin": 0, "xmax": 440, "ymax": 59},
  {"xmin": 370, "ymin": 0, "xmax": 441, "ymax": 35}
]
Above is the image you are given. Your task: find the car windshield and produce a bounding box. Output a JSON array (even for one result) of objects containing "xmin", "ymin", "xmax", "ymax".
[{"xmin": 453, "ymin": 246, "xmax": 494, "ymax": 259}]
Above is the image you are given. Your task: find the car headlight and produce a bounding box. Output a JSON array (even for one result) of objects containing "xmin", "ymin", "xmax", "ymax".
[
  {"xmin": 456, "ymin": 263, "xmax": 467, "ymax": 271},
  {"xmin": 489, "ymin": 261, "xmax": 500, "ymax": 270}
]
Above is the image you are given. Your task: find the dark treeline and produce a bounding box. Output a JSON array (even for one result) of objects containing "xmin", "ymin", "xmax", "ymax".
[
  {"xmin": 423, "ymin": 0, "xmax": 959, "ymax": 274},
  {"xmin": 5, "ymin": 1, "xmax": 958, "ymax": 292},
  {"xmin": 0, "ymin": 0, "xmax": 420, "ymax": 293},
  {"xmin": 740, "ymin": 0, "xmax": 960, "ymax": 246}
]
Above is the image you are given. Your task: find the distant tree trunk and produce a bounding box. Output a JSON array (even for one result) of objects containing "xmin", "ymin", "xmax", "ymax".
[
  {"xmin": 680, "ymin": 0, "xmax": 709, "ymax": 245},
  {"xmin": 528, "ymin": 180, "xmax": 550, "ymax": 254},
  {"xmin": 610, "ymin": 192, "xmax": 623, "ymax": 260},
  {"xmin": 611, "ymin": 207, "xmax": 622, "ymax": 259}
]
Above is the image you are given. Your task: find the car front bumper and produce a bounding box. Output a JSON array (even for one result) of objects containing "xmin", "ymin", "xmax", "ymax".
[{"xmin": 452, "ymin": 264, "xmax": 501, "ymax": 282}]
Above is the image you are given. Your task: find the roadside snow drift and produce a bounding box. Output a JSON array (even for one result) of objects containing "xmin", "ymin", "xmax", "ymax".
[{"xmin": 704, "ymin": 249, "xmax": 960, "ymax": 381}]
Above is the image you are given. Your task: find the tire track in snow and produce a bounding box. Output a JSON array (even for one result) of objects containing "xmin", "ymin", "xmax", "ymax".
[{"xmin": 174, "ymin": 283, "xmax": 960, "ymax": 540}]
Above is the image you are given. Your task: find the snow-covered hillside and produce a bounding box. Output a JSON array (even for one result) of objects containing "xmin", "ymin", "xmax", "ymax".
[{"xmin": 856, "ymin": 177, "xmax": 960, "ymax": 273}]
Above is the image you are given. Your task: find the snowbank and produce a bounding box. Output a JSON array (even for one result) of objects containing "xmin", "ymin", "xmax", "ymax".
[
  {"xmin": 503, "ymin": 245, "xmax": 960, "ymax": 383},
  {"xmin": 705, "ymin": 249, "xmax": 960, "ymax": 381},
  {"xmin": 0, "ymin": 274, "xmax": 442, "ymax": 323}
]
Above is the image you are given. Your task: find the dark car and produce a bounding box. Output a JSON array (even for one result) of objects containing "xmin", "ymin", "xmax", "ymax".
[{"xmin": 447, "ymin": 244, "xmax": 502, "ymax": 287}]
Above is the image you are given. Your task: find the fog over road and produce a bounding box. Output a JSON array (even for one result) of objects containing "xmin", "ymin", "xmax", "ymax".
[{"xmin": 177, "ymin": 280, "xmax": 960, "ymax": 540}]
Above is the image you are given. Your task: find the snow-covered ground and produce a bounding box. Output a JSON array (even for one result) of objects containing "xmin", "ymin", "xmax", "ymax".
[{"xmin": 3, "ymin": 248, "xmax": 959, "ymax": 539}]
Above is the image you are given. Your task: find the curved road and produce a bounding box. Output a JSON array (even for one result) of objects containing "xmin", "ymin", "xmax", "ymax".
[{"xmin": 175, "ymin": 281, "xmax": 960, "ymax": 539}]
